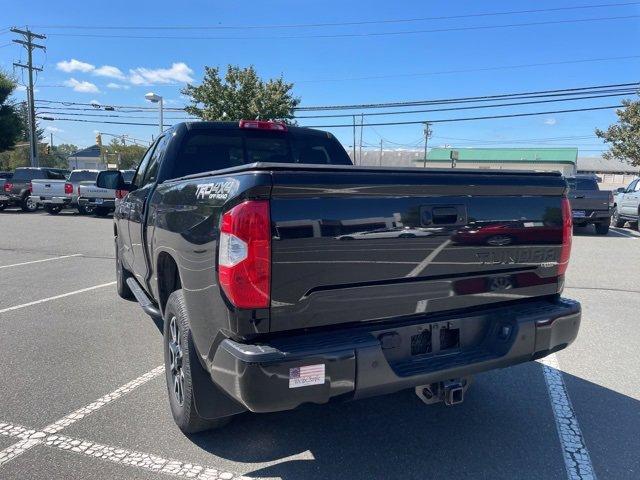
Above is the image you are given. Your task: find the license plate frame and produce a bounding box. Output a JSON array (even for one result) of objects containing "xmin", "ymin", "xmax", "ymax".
[
  {"xmin": 94, "ymin": 198, "xmax": 104, "ymax": 205},
  {"xmin": 572, "ymin": 210, "xmax": 586, "ymax": 218}
]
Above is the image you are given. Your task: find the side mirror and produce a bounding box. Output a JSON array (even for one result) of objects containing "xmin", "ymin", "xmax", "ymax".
[
  {"xmin": 96, "ymin": 170, "xmax": 125, "ymax": 190},
  {"xmin": 616, "ymin": 187, "xmax": 626, "ymax": 194}
]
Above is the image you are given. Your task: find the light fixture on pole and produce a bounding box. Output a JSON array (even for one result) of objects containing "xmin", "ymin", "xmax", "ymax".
[{"xmin": 144, "ymin": 92, "xmax": 164, "ymax": 134}]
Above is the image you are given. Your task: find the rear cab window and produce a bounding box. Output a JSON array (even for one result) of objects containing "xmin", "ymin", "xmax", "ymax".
[
  {"xmin": 69, "ymin": 171, "xmax": 98, "ymax": 183},
  {"xmin": 167, "ymin": 126, "xmax": 352, "ymax": 180},
  {"xmin": 567, "ymin": 178, "xmax": 599, "ymax": 191}
]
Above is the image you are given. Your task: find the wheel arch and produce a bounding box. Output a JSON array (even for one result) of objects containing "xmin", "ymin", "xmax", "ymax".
[{"xmin": 157, "ymin": 251, "xmax": 182, "ymax": 315}]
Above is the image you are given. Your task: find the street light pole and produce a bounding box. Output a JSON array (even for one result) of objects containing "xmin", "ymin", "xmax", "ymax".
[{"xmin": 144, "ymin": 92, "xmax": 164, "ymax": 135}]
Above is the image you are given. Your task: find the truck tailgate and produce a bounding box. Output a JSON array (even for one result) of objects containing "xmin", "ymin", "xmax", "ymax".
[
  {"xmin": 31, "ymin": 179, "xmax": 65, "ymax": 197},
  {"xmin": 568, "ymin": 190, "xmax": 610, "ymax": 211},
  {"xmin": 269, "ymin": 168, "xmax": 567, "ymax": 332}
]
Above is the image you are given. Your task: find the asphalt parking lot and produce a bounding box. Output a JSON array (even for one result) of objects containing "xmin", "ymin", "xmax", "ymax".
[{"xmin": 0, "ymin": 207, "xmax": 638, "ymax": 480}]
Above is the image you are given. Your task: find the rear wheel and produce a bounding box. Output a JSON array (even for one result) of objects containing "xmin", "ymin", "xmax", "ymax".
[
  {"xmin": 77, "ymin": 205, "xmax": 94, "ymax": 215},
  {"xmin": 164, "ymin": 290, "xmax": 232, "ymax": 433},
  {"xmin": 94, "ymin": 207, "xmax": 110, "ymax": 217},
  {"xmin": 611, "ymin": 207, "xmax": 625, "ymax": 228},
  {"xmin": 44, "ymin": 205, "xmax": 62, "ymax": 215},
  {"xmin": 595, "ymin": 223, "xmax": 609, "ymax": 235},
  {"xmin": 21, "ymin": 196, "xmax": 38, "ymax": 212}
]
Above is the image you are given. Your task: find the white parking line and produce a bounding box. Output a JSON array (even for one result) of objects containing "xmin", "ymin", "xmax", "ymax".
[
  {"xmin": 609, "ymin": 227, "xmax": 639, "ymax": 238},
  {"xmin": 0, "ymin": 365, "xmax": 163, "ymax": 467},
  {"xmin": 0, "ymin": 422, "xmax": 243, "ymax": 479},
  {"xmin": 0, "ymin": 254, "xmax": 83, "ymax": 269},
  {"xmin": 406, "ymin": 239, "xmax": 451, "ymax": 277},
  {"xmin": 0, "ymin": 282, "xmax": 116, "ymax": 315},
  {"xmin": 540, "ymin": 354, "xmax": 597, "ymax": 480}
]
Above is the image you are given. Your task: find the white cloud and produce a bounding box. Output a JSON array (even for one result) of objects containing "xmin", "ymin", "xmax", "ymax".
[
  {"xmin": 544, "ymin": 118, "xmax": 557, "ymax": 126},
  {"xmin": 45, "ymin": 126, "xmax": 64, "ymax": 133},
  {"xmin": 16, "ymin": 85, "xmax": 27, "ymax": 92},
  {"xmin": 94, "ymin": 65, "xmax": 125, "ymax": 80},
  {"xmin": 57, "ymin": 59, "xmax": 95, "ymax": 73},
  {"xmin": 63, "ymin": 78, "xmax": 100, "ymax": 93},
  {"xmin": 129, "ymin": 62, "xmax": 194, "ymax": 85},
  {"xmin": 106, "ymin": 82, "xmax": 130, "ymax": 90}
]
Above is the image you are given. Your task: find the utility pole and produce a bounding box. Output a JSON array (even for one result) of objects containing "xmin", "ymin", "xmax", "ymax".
[
  {"xmin": 11, "ymin": 27, "xmax": 46, "ymax": 168},
  {"xmin": 352, "ymin": 115, "xmax": 356, "ymax": 165},
  {"xmin": 379, "ymin": 139, "xmax": 383, "ymax": 166},
  {"xmin": 358, "ymin": 113, "xmax": 364, "ymax": 166},
  {"xmin": 422, "ymin": 122, "xmax": 432, "ymax": 168}
]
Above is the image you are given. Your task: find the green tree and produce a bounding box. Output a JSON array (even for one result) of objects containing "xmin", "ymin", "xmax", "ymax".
[
  {"xmin": 182, "ymin": 65, "xmax": 299, "ymax": 122},
  {"xmin": 104, "ymin": 138, "xmax": 147, "ymax": 169},
  {"xmin": 595, "ymin": 98, "xmax": 640, "ymax": 166},
  {"xmin": 0, "ymin": 72, "xmax": 24, "ymax": 152}
]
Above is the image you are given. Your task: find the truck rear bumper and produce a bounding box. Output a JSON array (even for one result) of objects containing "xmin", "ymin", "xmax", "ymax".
[
  {"xmin": 32, "ymin": 195, "xmax": 72, "ymax": 206},
  {"xmin": 209, "ymin": 298, "xmax": 581, "ymax": 413},
  {"xmin": 572, "ymin": 209, "xmax": 612, "ymax": 224},
  {"xmin": 78, "ymin": 198, "xmax": 115, "ymax": 209}
]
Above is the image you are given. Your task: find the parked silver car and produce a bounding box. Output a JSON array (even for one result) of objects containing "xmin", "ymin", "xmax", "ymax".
[
  {"xmin": 612, "ymin": 177, "xmax": 640, "ymax": 229},
  {"xmin": 30, "ymin": 169, "xmax": 100, "ymax": 215}
]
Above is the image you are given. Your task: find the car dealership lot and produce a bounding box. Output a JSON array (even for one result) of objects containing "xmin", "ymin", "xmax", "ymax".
[{"xmin": 0, "ymin": 209, "xmax": 638, "ymax": 480}]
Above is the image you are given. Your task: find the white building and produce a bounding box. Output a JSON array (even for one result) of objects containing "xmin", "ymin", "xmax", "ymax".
[{"xmin": 67, "ymin": 145, "xmax": 106, "ymax": 171}]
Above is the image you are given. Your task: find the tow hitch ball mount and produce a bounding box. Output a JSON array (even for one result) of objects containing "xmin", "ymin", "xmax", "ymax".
[{"xmin": 415, "ymin": 377, "xmax": 472, "ymax": 406}]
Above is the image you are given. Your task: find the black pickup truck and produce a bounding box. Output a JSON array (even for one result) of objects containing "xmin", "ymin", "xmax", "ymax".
[{"xmin": 97, "ymin": 120, "xmax": 580, "ymax": 433}]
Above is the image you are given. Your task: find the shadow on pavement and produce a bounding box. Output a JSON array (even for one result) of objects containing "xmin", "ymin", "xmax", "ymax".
[{"xmin": 185, "ymin": 363, "xmax": 638, "ymax": 480}]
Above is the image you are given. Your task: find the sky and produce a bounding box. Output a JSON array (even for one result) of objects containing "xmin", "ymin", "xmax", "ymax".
[{"xmin": 1, "ymin": 0, "xmax": 639, "ymax": 155}]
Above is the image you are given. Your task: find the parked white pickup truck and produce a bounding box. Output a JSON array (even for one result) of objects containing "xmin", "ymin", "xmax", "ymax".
[
  {"xmin": 77, "ymin": 170, "xmax": 135, "ymax": 216},
  {"xmin": 31, "ymin": 169, "xmax": 100, "ymax": 215}
]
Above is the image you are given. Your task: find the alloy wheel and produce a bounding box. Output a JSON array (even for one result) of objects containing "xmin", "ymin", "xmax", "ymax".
[{"xmin": 168, "ymin": 316, "xmax": 185, "ymax": 406}]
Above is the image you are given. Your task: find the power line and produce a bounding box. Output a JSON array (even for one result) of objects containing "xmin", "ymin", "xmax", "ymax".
[
  {"xmin": 33, "ymin": 2, "xmax": 640, "ymax": 30},
  {"xmin": 295, "ymin": 91, "xmax": 637, "ymax": 119},
  {"xmin": 303, "ymin": 105, "xmax": 623, "ymax": 128},
  {"xmin": 40, "ymin": 105, "xmax": 623, "ymax": 128},
  {"xmin": 36, "ymin": 91, "xmax": 634, "ymax": 123},
  {"xmin": 296, "ymin": 82, "xmax": 640, "ymax": 111},
  {"xmin": 41, "ymin": 15, "xmax": 640, "ymax": 41}
]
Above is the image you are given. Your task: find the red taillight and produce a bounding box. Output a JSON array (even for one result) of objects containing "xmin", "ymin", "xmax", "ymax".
[
  {"xmin": 218, "ymin": 200, "xmax": 271, "ymax": 309},
  {"xmin": 3, "ymin": 182, "xmax": 11, "ymax": 192},
  {"xmin": 558, "ymin": 197, "xmax": 573, "ymax": 276},
  {"xmin": 115, "ymin": 189, "xmax": 126, "ymax": 199},
  {"xmin": 239, "ymin": 119, "xmax": 287, "ymax": 132},
  {"xmin": 64, "ymin": 183, "xmax": 73, "ymax": 194},
  {"xmin": 28, "ymin": 182, "xmax": 32, "ymax": 193}
]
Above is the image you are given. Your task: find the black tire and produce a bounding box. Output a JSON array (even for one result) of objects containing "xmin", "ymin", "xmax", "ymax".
[
  {"xmin": 611, "ymin": 207, "xmax": 625, "ymax": 228},
  {"xmin": 94, "ymin": 207, "xmax": 110, "ymax": 217},
  {"xmin": 21, "ymin": 196, "xmax": 38, "ymax": 212},
  {"xmin": 77, "ymin": 205, "xmax": 94, "ymax": 215},
  {"xmin": 44, "ymin": 205, "xmax": 62, "ymax": 215},
  {"xmin": 164, "ymin": 290, "xmax": 232, "ymax": 433},
  {"xmin": 115, "ymin": 239, "xmax": 134, "ymax": 300},
  {"xmin": 595, "ymin": 223, "xmax": 610, "ymax": 235}
]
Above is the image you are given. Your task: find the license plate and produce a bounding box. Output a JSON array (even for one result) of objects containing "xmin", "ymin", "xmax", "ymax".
[
  {"xmin": 573, "ymin": 210, "xmax": 586, "ymax": 218},
  {"xmin": 94, "ymin": 198, "xmax": 103, "ymax": 205}
]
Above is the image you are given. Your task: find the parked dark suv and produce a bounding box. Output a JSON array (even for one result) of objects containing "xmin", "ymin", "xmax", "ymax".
[{"xmin": 0, "ymin": 167, "xmax": 69, "ymax": 212}]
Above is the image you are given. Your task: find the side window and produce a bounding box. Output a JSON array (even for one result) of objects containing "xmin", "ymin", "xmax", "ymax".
[
  {"xmin": 635, "ymin": 181, "xmax": 640, "ymax": 192},
  {"xmin": 141, "ymin": 135, "xmax": 170, "ymax": 186},
  {"xmin": 132, "ymin": 142, "xmax": 158, "ymax": 187},
  {"xmin": 627, "ymin": 180, "xmax": 638, "ymax": 192}
]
